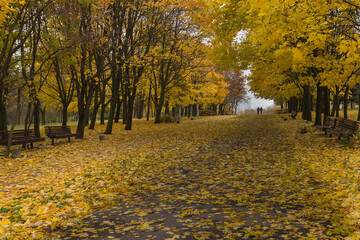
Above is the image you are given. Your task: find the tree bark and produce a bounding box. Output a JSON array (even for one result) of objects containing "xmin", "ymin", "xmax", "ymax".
[
  {"xmin": 105, "ymin": 72, "xmax": 120, "ymax": 134},
  {"xmin": 315, "ymin": 83, "xmax": 323, "ymax": 126},
  {"xmin": 154, "ymin": 88, "xmax": 165, "ymax": 124},
  {"xmin": 5, "ymin": 88, "xmax": 22, "ymax": 157},
  {"xmin": 146, "ymin": 85, "xmax": 151, "ymax": 121},
  {"xmin": 0, "ymin": 100, "xmax": 7, "ymax": 131},
  {"xmin": 89, "ymin": 85, "xmax": 99, "ymax": 129},
  {"xmin": 125, "ymin": 86, "xmax": 137, "ymax": 130},
  {"xmin": 25, "ymin": 102, "xmax": 33, "ymax": 130},
  {"xmin": 0, "ymin": 81, "xmax": 7, "ymax": 130},
  {"xmin": 344, "ymin": 85, "xmax": 349, "ymax": 119},
  {"xmin": 302, "ymin": 84, "xmax": 312, "ymax": 121},
  {"xmin": 357, "ymin": 94, "xmax": 360, "ymax": 121},
  {"xmin": 62, "ymin": 106, "xmax": 68, "ymax": 127},
  {"xmin": 164, "ymin": 100, "xmax": 170, "ymax": 115},
  {"xmin": 40, "ymin": 106, "xmax": 46, "ymax": 125},
  {"xmin": 196, "ymin": 100, "xmax": 200, "ymax": 118},
  {"xmin": 33, "ymin": 99, "xmax": 41, "ymax": 137},
  {"xmin": 105, "ymin": 53, "xmax": 121, "ymax": 134},
  {"xmin": 104, "ymin": 96, "xmax": 117, "ymax": 134},
  {"xmin": 323, "ymin": 87, "xmax": 330, "ymax": 125},
  {"xmin": 331, "ymin": 86, "xmax": 339, "ymax": 117},
  {"xmin": 114, "ymin": 97, "xmax": 122, "ymax": 123}
]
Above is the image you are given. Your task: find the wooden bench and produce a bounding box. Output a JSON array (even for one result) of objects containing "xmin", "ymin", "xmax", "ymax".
[
  {"xmin": 45, "ymin": 126, "xmax": 79, "ymax": 145},
  {"xmin": 0, "ymin": 129, "xmax": 45, "ymax": 148},
  {"xmin": 327, "ymin": 117, "xmax": 359, "ymax": 140},
  {"xmin": 317, "ymin": 116, "xmax": 337, "ymax": 134}
]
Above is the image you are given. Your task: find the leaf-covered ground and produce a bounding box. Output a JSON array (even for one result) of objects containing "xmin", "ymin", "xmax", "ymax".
[{"xmin": 2, "ymin": 115, "xmax": 360, "ymax": 239}]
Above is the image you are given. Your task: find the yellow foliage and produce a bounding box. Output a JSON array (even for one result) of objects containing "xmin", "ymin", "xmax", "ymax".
[{"xmin": 1, "ymin": 115, "xmax": 360, "ymax": 238}]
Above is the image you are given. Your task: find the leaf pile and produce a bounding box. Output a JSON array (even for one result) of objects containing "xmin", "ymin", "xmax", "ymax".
[{"xmin": 2, "ymin": 115, "xmax": 360, "ymax": 239}]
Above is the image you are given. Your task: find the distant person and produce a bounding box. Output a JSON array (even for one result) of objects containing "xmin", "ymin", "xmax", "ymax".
[
  {"xmin": 260, "ymin": 107, "xmax": 263, "ymax": 115},
  {"xmin": 257, "ymin": 107, "xmax": 260, "ymax": 115}
]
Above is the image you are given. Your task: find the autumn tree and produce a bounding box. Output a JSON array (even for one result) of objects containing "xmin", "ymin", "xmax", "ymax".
[
  {"xmin": 210, "ymin": 0, "xmax": 360, "ymax": 125},
  {"xmin": 223, "ymin": 70, "xmax": 247, "ymax": 114},
  {"xmin": 0, "ymin": 1, "xmax": 55, "ymax": 132},
  {"xmin": 56, "ymin": 0, "xmax": 109, "ymax": 138},
  {"xmin": 147, "ymin": 1, "xmax": 208, "ymax": 123}
]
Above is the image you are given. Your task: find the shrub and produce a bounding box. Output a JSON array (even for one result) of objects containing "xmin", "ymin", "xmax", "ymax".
[{"xmin": 160, "ymin": 115, "xmax": 175, "ymax": 123}]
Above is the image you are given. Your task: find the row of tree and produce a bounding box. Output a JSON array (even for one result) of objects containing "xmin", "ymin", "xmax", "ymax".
[
  {"xmin": 0, "ymin": 0, "xmax": 247, "ymax": 139},
  {"xmin": 211, "ymin": 0, "xmax": 360, "ymax": 124}
]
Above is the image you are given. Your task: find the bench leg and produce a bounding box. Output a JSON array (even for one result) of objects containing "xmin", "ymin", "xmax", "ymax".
[
  {"xmin": 30, "ymin": 143, "xmax": 33, "ymax": 149},
  {"xmin": 68, "ymin": 137, "xmax": 71, "ymax": 142},
  {"xmin": 52, "ymin": 138, "xmax": 54, "ymax": 145}
]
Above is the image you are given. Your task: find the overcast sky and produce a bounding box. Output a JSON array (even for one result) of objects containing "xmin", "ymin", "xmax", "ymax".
[
  {"xmin": 249, "ymin": 93, "xmax": 274, "ymax": 109},
  {"xmin": 237, "ymin": 92, "xmax": 275, "ymax": 112},
  {"xmin": 238, "ymin": 71, "xmax": 275, "ymax": 111}
]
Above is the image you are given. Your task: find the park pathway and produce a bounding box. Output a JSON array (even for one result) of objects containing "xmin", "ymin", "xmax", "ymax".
[{"xmin": 53, "ymin": 115, "xmax": 347, "ymax": 239}]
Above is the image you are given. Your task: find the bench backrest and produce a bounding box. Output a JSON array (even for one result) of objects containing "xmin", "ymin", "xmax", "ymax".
[
  {"xmin": 45, "ymin": 126, "xmax": 72, "ymax": 135},
  {"xmin": 334, "ymin": 118, "xmax": 358, "ymax": 133},
  {"xmin": 0, "ymin": 129, "xmax": 35, "ymax": 140},
  {"xmin": 324, "ymin": 116, "xmax": 336, "ymax": 127}
]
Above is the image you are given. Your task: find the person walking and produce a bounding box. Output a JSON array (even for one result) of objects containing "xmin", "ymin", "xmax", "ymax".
[
  {"xmin": 260, "ymin": 107, "xmax": 263, "ymax": 115},
  {"xmin": 257, "ymin": 107, "xmax": 260, "ymax": 115}
]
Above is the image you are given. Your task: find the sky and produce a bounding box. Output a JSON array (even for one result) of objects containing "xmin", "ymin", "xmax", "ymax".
[
  {"xmin": 237, "ymin": 70, "xmax": 275, "ymax": 111},
  {"xmin": 249, "ymin": 93, "xmax": 274, "ymax": 109},
  {"xmin": 237, "ymin": 92, "xmax": 275, "ymax": 112}
]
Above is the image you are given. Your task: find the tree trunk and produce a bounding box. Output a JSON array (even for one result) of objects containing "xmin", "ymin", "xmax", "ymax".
[
  {"xmin": 76, "ymin": 83, "xmax": 95, "ymax": 139},
  {"xmin": 5, "ymin": 88, "xmax": 22, "ymax": 158},
  {"xmin": 25, "ymin": 102, "xmax": 32, "ymax": 130},
  {"xmin": 122, "ymin": 87, "xmax": 129, "ymax": 124},
  {"xmin": 344, "ymin": 85, "xmax": 349, "ymax": 119},
  {"xmin": 0, "ymin": 81, "xmax": 8, "ymax": 130},
  {"xmin": 33, "ymin": 99, "xmax": 41, "ymax": 137},
  {"xmin": 315, "ymin": 83, "xmax": 323, "ymax": 126},
  {"xmin": 138, "ymin": 93, "xmax": 145, "ymax": 119},
  {"xmin": 100, "ymin": 101, "xmax": 106, "ymax": 125},
  {"xmin": 146, "ymin": 85, "xmax": 151, "ymax": 121},
  {"xmin": 40, "ymin": 106, "xmax": 46, "ymax": 125},
  {"xmin": 302, "ymin": 84, "xmax": 312, "ymax": 121},
  {"xmin": 114, "ymin": 97, "xmax": 122, "ymax": 123},
  {"xmin": 62, "ymin": 106, "xmax": 68, "ymax": 127},
  {"xmin": 288, "ymin": 97, "xmax": 298, "ymax": 113},
  {"xmin": 89, "ymin": 85, "xmax": 99, "ymax": 129},
  {"xmin": 0, "ymin": 99, "xmax": 7, "ymax": 131},
  {"xmin": 125, "ymin": 86, "xmax": 137, "ymax": 130},
  {"xmin": 154, "ymin": 89, "xmax": 165, "ymax": 124},
  {"xmin": 331, "ymin": 86, "xmax": 339, "ymax": 117},
  {"xmin": 323, "ymin": 87, "xmax": 330, "ymax": 125},
  {"xmin": 76, "ymin": 112, "xmax": 87, "ymax": 139},
  {"xmin": 164, "ymin": 100, "xmax": 170, "ymax": 115},
  {"xmin": 105, "ymin": 73, "xmax": 120, "ymax": 134},
  {"xmin": 104, "ymin": 98, "xmax": 117, "ymax": 134},
  {"xmin": 357, "ymin": 94, "xmax": 360, "ymax": 121},
  {"xmin": 196, "ymin": 100, "xmax": 200, "ymax": 118}
]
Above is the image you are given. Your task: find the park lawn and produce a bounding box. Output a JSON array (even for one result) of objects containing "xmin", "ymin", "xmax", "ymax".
[{"xmin": 1, "ymin": 115, "xmax": 360, "ymax": 238}]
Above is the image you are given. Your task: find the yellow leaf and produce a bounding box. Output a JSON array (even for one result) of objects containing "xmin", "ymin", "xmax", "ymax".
[{"xmin": 0, "ymin": 219, "xmax": 11, "ymax": 226}]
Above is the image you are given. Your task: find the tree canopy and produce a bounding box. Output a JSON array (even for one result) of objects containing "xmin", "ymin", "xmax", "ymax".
[
  {"xmin": 0, "ymin": 0, "xmax": 247, "ymax": 137},
  {"xmin": 211, "ymin": 0, "xmax": 360, "ymax": 123}
]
